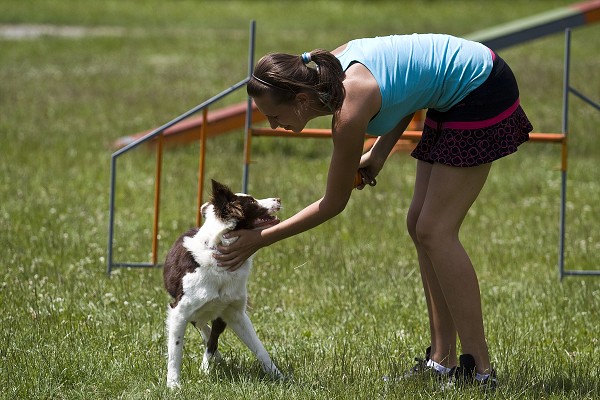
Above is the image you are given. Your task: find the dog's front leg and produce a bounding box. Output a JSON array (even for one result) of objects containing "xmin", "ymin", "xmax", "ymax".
[
  {"xmin": 226, "ymin": 312, "xmax": 283, "ymax": 380},
  {"xmin": 166, "ymin": 309, "xmax": 187, "ymax": 389}
]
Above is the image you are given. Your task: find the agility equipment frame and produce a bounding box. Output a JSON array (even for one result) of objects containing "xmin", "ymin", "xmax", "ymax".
[
  {"xmin": 106, "ymin": 21, "xmax": 258, "ymax": 274},
  {"xmin": 107, "ymin": 23, "xmax": 598, "ymax": 280},
  {"xmin": 244, "ymin": 29, "xmax": 598, "ymax": 280},
  {"xmin": 557, "ymin": 28, "xmax": 600, "ymax": 279}
]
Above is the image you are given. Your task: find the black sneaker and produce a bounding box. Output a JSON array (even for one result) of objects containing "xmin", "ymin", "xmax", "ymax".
[
  {"xmin": 446, "ymin": 354, "xmax": 498, "ymax": 391},
  {"xmin": 478, "ymin": 368, "xmax": 498, "ymax": 391},
  {"xmin": 453, "ymin": 353, "xmax": 476, "ymax": 385}
]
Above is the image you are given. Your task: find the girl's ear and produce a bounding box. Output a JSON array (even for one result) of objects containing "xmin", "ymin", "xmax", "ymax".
[{"xmin": 295, "ymin": 92, "xmax": 310, "ymax": 107}]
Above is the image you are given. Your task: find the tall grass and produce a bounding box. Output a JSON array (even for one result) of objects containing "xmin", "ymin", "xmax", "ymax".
[{"xmin": 1, "ymin": 1, "xmax": 598, "ymax": 399}]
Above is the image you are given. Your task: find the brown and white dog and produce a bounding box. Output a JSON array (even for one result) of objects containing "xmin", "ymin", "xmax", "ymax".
[{"xmin": 163, "ymin": 180, "xmax": 283, "ymax": 388}]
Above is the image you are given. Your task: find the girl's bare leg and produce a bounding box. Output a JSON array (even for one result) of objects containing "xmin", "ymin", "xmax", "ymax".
[
  {"xmin": 408, "ymin": 161, "xmax": 492, "ymax": 374},
  {"xmin": 407, "ymin": 161, "xmax": 457, "ymax": 368}
]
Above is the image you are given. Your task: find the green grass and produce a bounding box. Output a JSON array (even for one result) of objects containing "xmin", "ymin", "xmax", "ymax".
[{"xmin": 1, "ymin": 1, "xmax": 599, "ymax": 399}]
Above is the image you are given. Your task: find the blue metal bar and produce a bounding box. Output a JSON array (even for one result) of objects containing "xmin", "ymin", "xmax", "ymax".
[
  {"xmin": 107, "ymin": 156, "xmax": 117, "ymax": 275},
  {"xmin": 110, "ymin": 262, "xmax": 160, "ymax": 269},
  {"xmin": 107, "ymin": 22, "xmax": 256, "ymax": 275},
  {"xmin": 559, "ymin": 28, "xmax": 600, "ymax": 280},
  {"xmin": 112, "ymin": 78, "xmax": 250, "ymax": 159},
  {"xmin": 476, "ymin": 14, "xmax": 586, "ymax": 51},
  {"xmin": 563, "ymin": 270, "xmax": 600, "ymax": 276},
  {"xmin": 107, "ymin": 80, "xmax": 249, "ymax": 275},
  {"xmin": 242, "ymin": 21, "xmax": 257, "ymax": 194},
  {"xmin": 569, "ymin": 87, "xmax": 600, "ymax": 111},
  {"xmin": 558, "ymin": 29, "xmax": 571, "ymax": 280}
]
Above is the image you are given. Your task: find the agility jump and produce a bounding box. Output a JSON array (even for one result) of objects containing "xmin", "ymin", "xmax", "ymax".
[{"xmin": 107, "ymin": 1, "xmax": 600, "ymax": 279}]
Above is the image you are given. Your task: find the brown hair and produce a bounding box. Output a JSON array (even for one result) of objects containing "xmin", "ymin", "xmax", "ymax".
[{"xmin": 247, "ymin": 49, "xmax": 346, "ymax": 113}]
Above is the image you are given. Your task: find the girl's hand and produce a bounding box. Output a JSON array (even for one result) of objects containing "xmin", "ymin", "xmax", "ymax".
[
  {"xmin": 355, "ymin": 150, "xmax": 383, "ymax": 190},
  {"xmin": 355, "ymin": 168, "xmax": 378, "ymax": 190},
  {"xmin": 355, "ymin": 113, "xmax": 414, "ymax": 191},
  {"xmin": 215, "ymin": 229, "xmax": 263, "ymax": 271}
]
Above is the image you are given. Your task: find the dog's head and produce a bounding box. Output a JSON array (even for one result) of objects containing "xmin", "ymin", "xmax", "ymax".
[{"xmin": 201, "ymin": 180, "xmax": 281, "ymax": 231}]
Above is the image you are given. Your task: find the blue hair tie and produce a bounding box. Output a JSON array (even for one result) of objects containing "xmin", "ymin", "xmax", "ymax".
[{"xmin": 301, "ymin": 52, "xmax": 311, "ymax": 64}]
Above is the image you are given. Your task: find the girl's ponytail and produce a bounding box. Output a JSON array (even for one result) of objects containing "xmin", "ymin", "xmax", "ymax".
[{"xmin": 307, "ymin": 49, "xmax": 346, "ymax": 113}]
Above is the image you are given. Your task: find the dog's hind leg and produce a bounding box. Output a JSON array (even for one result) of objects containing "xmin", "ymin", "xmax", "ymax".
[
  {"xmin": 192, "ymin": 321, "xmax": 211, "ymax": 343},
  {"xmin": 201, "ymin": 317, "xmax": 226, "ymax": 373},
  {"xmin": 191, "ymin": 321, "xmax": 221, "ymax": 370},
  {"xmin": 226, "ymin": 312, "xmax": 283, "ymax": 380},
  {"xmin": 166, "ymin": 308, "xmax": 188, "ymax": 389},
  {"xmin": 207, "ymin": 318, "xmax": 227, "ymax": 355}
]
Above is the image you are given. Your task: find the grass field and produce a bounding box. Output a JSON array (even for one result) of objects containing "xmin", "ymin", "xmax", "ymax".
[{"xmin": 1, "ymin": 1, "xmax": 599, "ymax": 399}]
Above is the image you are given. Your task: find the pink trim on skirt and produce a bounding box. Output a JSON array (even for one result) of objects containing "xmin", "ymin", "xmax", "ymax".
[
  {"xmin": 424, "ymin": 99, "xmax": 521, "ymax": 130},
  {"xmin": 411, "ymin": 104, "xmax": 533, "ymax": 167}
]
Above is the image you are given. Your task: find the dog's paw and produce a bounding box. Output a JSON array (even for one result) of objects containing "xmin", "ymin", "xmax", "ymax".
[
  {"xmin": 166, "ymin": 379, "xmax": 181, "ymax": 390},
  {"xmin": 267, "ymin": 366, "xmax": 285, "ymax": 381},
  {"xmin": 201, "ymin": 359, "xmax": 210, "ymax": 375},
  {"xmin": 201, "ymin": 349, "xmax": 223, "ymax": 374}
]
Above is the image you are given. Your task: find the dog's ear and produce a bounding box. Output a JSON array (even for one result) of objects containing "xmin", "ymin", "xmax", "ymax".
[
  {"xmin": 210, "ymin": 180, "xmax": 243, "ymax": 221},
  {"xmin": 200, "ymin": 202, "xmax": 210, "ymax": 218},
  {"xmin": 210, "ymin": 180, "xmax": 235, "ymax": 206}
]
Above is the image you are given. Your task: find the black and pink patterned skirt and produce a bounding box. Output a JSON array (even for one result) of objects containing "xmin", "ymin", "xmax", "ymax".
[{"xmin": 411, "ymin": 53, "xmax": 533, "ymax": 167}]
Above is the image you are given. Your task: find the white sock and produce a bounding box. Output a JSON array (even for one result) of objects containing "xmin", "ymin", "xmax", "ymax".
[
  {"xmin": 475, "ymin": 372, "xmax": 491, "ymax": 382},
  {"xmin": 426, "ymin": 359, "xmax": 452, "ymax": 374}
]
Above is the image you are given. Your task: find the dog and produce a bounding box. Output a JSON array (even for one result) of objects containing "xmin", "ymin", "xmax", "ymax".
[{"xmin": 163, "ymin": 179, "xmax": 283, "ymax": 388}]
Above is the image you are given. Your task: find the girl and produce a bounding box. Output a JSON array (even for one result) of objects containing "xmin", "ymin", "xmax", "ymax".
[{"xmin": 215, "ymin": 33, "xmax": 533, "ymax": 389}]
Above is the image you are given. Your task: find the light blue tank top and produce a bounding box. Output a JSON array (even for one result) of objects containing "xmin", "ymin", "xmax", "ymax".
[{"xmin": 335, "ymin": 34, "xmax": 493, "ymax": 135}]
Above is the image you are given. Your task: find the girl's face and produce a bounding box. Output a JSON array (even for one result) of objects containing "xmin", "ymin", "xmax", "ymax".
[{"xmin": 253, "ymin": 93, "xmax": 307, "ymax": 133}]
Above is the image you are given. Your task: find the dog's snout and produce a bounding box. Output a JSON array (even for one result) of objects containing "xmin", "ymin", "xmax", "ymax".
[{"xmin": 266, "ymin": 198, "xmax": 281, "ymax": 213}]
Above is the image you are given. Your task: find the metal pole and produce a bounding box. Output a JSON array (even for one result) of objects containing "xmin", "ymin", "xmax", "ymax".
[
  {"xmin": 559, "ymin": 28, "xmax": 570, "ymax": 280},
  {"xmin": 197, "ymin": 108, "xmax": 208, "ymax": 226},
  {"xmin": 152, "ymin": 133, "xmax": 164, "ymax": 265},
  {"xmin": 107, "ymin": 24, "xmax": 255, "ymax": 274},
  {"xmin": 107, "ymin": 156, "xmax": 117, "ymax": 275},
  {"xmin": 558, "ymin": 30, "xmax": 600, "ymax": 279},
  {"xmin": 242, "ymin": 20, "xmax": 257, "ymax": 193},
  {"xmin": 106, "ymin": 79, "xmax": 249, "ymax": 274}
]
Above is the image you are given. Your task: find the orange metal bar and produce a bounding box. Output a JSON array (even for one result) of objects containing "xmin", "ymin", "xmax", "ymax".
[
  {"xmin": 152, "ymin": 132, "xmax": 164, "ymax": 265},
  {"xmin": 250, "ymin": 127, "xmax": 425, "ymax": 141},
  {"xmin": 251, "ymin": 127, "xmax": 566, "ymax": 144},
  {"xmin": 528, "ymin": 133, "xmax": 566, "ymax": 143},
  {"xmin": 249, "ymin": 127, "xmax": 332, "ymax": 138},
  {"xmin": 197, "ymin": 108, "xmax": 208, "ymax": 227}
]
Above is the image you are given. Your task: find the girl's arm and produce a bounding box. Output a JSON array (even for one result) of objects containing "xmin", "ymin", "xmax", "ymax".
[
  {"xmin": 215, "ymin": 66, "xmax": 381, "ymax": 269},
  {"xmin": 214, "ymin": 111, "xmax": 369, "ymax": 270},
  {"xmin": 357, "ymin": 112, "xmax": 415, "ymax": 187}
]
